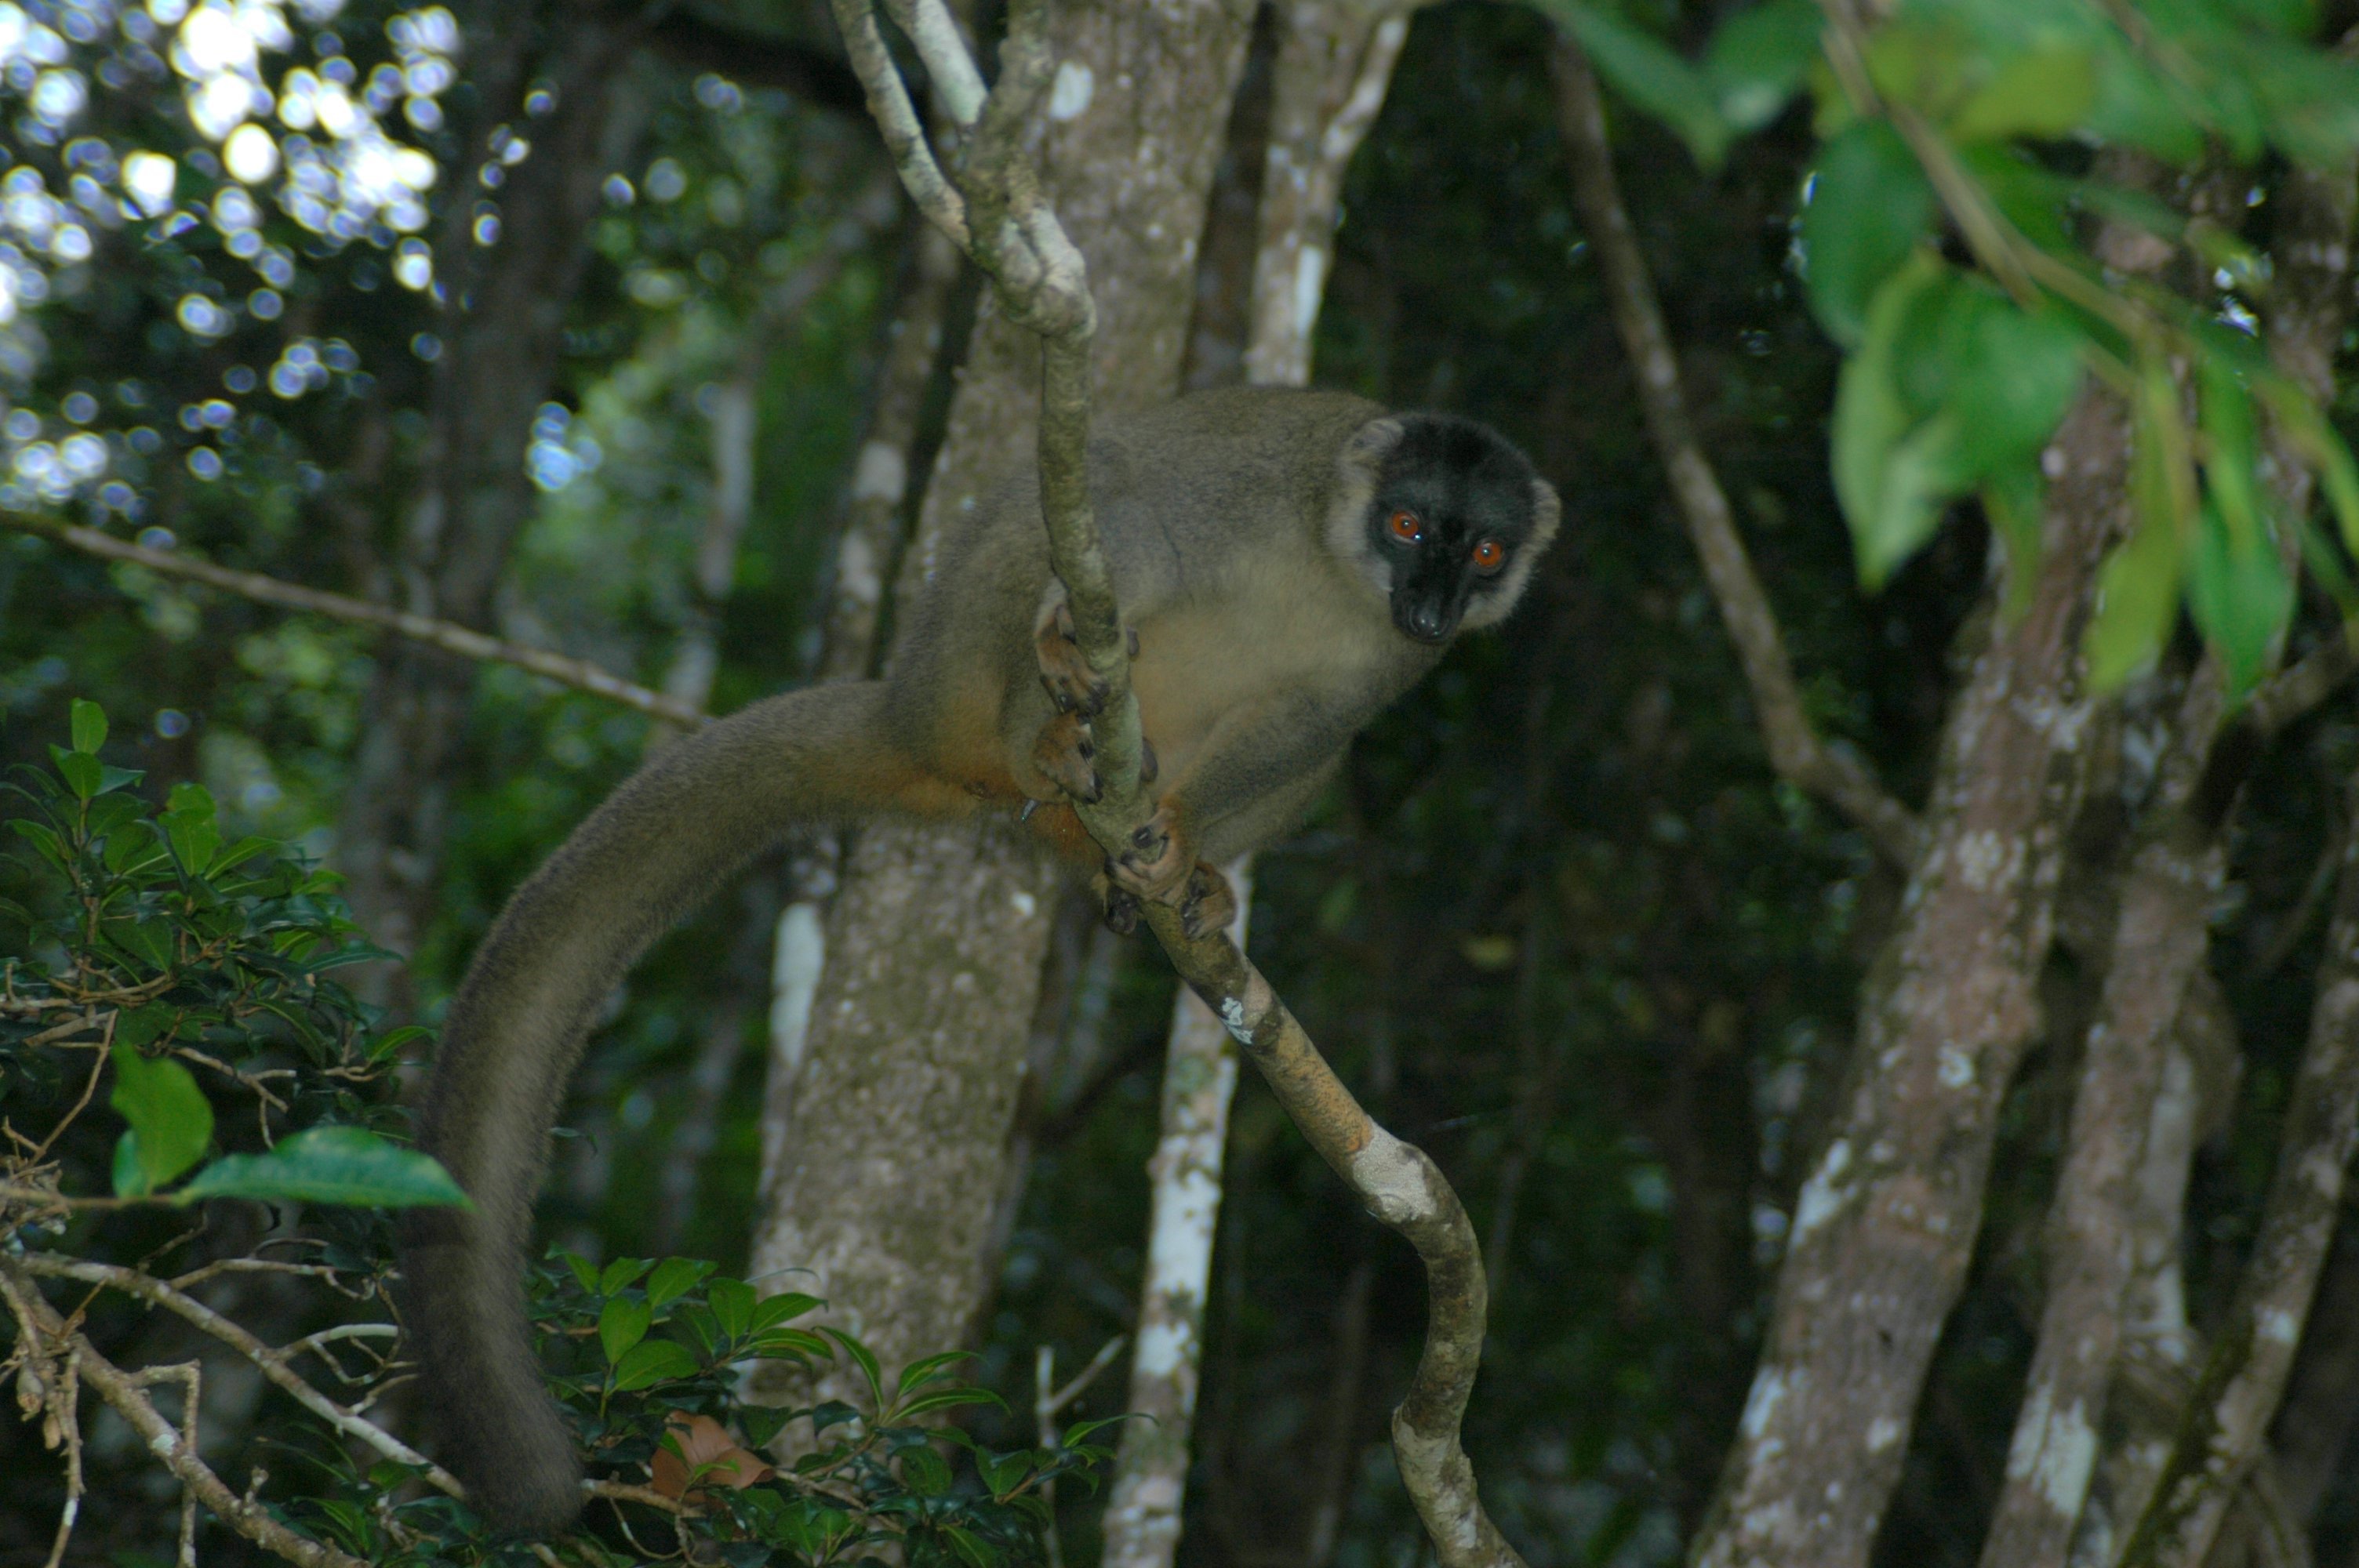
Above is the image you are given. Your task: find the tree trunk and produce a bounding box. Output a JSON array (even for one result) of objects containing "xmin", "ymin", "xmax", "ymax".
[
  {"xmin": 745, "ymin": 0, "xmax": 1256, "ymax": 1410},
  {"xmin": 1690, "ymin": 379, "xmax": 2123, "ymax": 1568},
  {"xmin": 1979, "ymin": 141, "xmax": 2357, "ymax": 1568}
]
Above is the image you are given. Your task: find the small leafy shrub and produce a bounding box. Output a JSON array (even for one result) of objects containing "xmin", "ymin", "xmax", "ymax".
[{"xmin": 2, "ymin": 702, "xmax": 1111, "ymax": 1566}]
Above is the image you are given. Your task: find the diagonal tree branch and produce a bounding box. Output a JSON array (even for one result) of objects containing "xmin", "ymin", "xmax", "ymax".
[
  {"xmin": 827, "ymin": 1, "xmax": 1521, "ymax": 1559},
  {"xmin": 1547, "ymin": 38, "xmax": 1922, "ymax": 871},
  {"xmin": 5, "ymin": 515, "xmax": 707, "ymax": 727}
]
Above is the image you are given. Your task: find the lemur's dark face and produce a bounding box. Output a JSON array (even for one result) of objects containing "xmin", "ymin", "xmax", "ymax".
[{"xmin": 1367, "ymin": 416, "xmax": 1554, "ymax": 645}]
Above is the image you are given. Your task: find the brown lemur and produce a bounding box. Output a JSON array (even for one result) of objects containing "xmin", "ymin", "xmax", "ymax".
[{"xmin": 400, "ymin": 385, "xmax": 1561, "ymax": 1534}]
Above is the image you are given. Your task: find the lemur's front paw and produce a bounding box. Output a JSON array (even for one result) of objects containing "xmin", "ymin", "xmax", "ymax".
[
  {"xmin": 1096, "ymin": 874, "xmax": 1143, "ymax": 936},
  {"xmin": 1032, "ymin": 710, "xmax": 1102, "ymax": 804},
  {"xmin": 1034, "ymin": 599, "xmax": 1111, "ymax": 717},
  {"xmin": 1107, "ymin": 803, "xmax": 1192, "ymax": 908},
  {"xmin": 1177, "ymin": 860, "xmax": 1238, "ymax": 941}
]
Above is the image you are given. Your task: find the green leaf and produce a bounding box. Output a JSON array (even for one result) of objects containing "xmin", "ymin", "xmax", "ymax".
[
  {"xmin": 1802, "ymin": 121, "xmax": 1937, "ymax": 348},
  {"xmin": 747, "ymin": 1327, "xmax": 831, "ymax": 1361},
  {"xmin": 611, "ymin": 1338, "xmax": 700, "ymax": 1391},
  {"xmin": 599, "ymin": 1257, "xmax": 652, "ymax": 1297},
  {"xmin": 110, "ymin": 1039, "xmax": 213, "ymax": 1196},
  {"xmin": 2199, "ymin": 361, "xmax": 2265, "ymax": 551},
  {"xmin": 53, "ymin": 749, "xmax": 100, "ymax": 801},
  {"xmin": 824, "ymin": 1327, "xmax": 885, "ymax": 1411},
  {"xmin": 749, "ymin": 1290, "xmax": 821, "ymax": 1331},
  {"xmin": 1961, "ymin": 145, "xmax": 2074, "ymax": 251},
  {"xmin": 1946, "ymin": 44, "xmax": 2099, "ymax": 142},
  {"xmin": 1832, "ymin": 255, "xmax": 1967, "ymax": 586},
  {"xmin": 898, "ymin": 1446, "xmax": 953, "ymax": 1500},
  {"xmin": 2255, "ymin": 374, "xmax": 2359, "ymax": 562},
  {"xmin": 1537, "ymin": 1, "xmax": 1731, "ymax": 167},
  {"xmin": 1939, "ymin": 299, "xmax": 2086, "ymax": 476},
  {"xmin": 600, "ymin": 1297, "xmax": 652, "ymax": 1366},
  {"xmin": 104, "ymin": 916, "xmax": 175, "ymax": 972},
  {"xmin": 561, "ymin": 1251, "xmax": 603, "ymax": 1296},
  {"xmin": 896, "ymin": 1350, "xmax": 976, "ymax": 1395},
  {"xmin": 2086, "ymin": 356, "xmax": 2200, "ymax": 690},
  {"xmin": 2083, "ymin": 35, "xmax": 2206, "ymax": 164},
  {"xmin": 708, "ymin": 1276, "xmax": 755, "ymax": 1340},
  {"xmin": 160, "ymin": 792, "xmax": 221, "ymax": 876},
  {"xmin": 1060, "ymin": 1416, "xmax": 1141, "ymax": 1446},
  {"xmin": 9, "ymin": 817, "xmax": 68, "ymax": 872},
  {"xmin": 1703, "ymin": 0, "xmax": 1819, "ymax": 132},
  {"xmin": 176, "ymin": 1127, "xmax": 471, "ymax": 1208},
  {"xmin": 893, "ymin": 1388, "xmax": 1008, "ymax": 1420},
  {"xmin": 2186, "ymin": 503, "xmax": 2292, "ymax": 696},
  {"xmin": 942, "ymin": 1524, "xmax": 997, "ymax": 1568},
  {"xmin": 2085, "ymin": 494, "xmax": 2186, "ymax": 691},
  {"xmin": 70, "ymin": 699, "xmax": 107, "ymax": 756},
  {"xmin": 207, "ymin": 836, "xmax": 279, "ymax": 877},
  {"xmin": 2244, "ymin": 29, "xmax": 2359, "ymax": 167},
  {"xmin": 809, "ymin": 1399, "xmax": 861, "ymax": 1434},
  {"xmin": 1860, "ymin": 16, "xmax": 1975, "ymax": 120},
  {"xmin": 1981, "ymin": 462, "xmax": 2046, "ymax": 622},
  {"xmin": 645, "ymin": 1257, "xmax": 717, "ymax": 1309},
  {"xmin": 981, "ymin": 1449, "xmax": 1036, "ymax": 1497},
  {"xmin": 365, "ymin": 1025, "xmax": 433, "ymax": 1065}
]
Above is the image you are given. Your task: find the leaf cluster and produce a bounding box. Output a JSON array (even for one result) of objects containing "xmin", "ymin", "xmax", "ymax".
[
  {"xmin": 1556, "ymin": 0, "xmax": 2359, "ymax": 696},
  {"xmin": 2, "ymin": 699, "xmax": 454, "ymax": 1207},
  {"xmin": 2, "ymin": 706, "xmax": 1111, "ymax": 1566},
  {"xmin": 301, "ymin": 1250, "xmax": 1116, "ymax": 1566}
]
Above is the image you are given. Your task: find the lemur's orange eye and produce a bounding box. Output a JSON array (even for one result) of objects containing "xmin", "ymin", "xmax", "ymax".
[
  {"xmin": 1472, "ymin": 539, "xmax": 1507, "ymax": 572},
  {"xmin": 1387, "ymin": 510, "xmax": 1422, "ymax": 542}
]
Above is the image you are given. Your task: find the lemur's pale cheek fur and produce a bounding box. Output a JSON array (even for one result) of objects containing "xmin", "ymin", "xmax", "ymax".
[{"xmin": 402, "ymin": 385, "xmax": 1561, "ymax": 1536}]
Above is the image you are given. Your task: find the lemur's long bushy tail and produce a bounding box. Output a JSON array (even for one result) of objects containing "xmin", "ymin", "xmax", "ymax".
[{"xmin": 399, "ymin": 681, "xmax": 921, "ymax": 1536}]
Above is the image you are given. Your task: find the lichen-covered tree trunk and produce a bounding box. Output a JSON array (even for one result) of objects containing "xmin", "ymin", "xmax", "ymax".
[
  {"xmin": 745, "ymin": 0, "xmax": 1255, "ymax": 1408},
  {"xmin": 1689, "ymin": 381, "xmax": 2125, "ymax": 1568},
  {"xmin": 1978, "ymin": 147, "xmax": 2357, "ymax": 1568}
]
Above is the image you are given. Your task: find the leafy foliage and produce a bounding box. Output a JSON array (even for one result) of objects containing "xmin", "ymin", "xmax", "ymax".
[
  {"xmin": 2, "ymin": 710, "xmax": 1109, "ymax": 1565},
  {"xmin": 289, "ymin": 1247, "xmax": 1115, "ymax": 1568},
  {"xmin": 1552, "ymin": 0, "xmax": 2359, "ymax": 694},
  {"xmin": 3, "ymin": 699, "xmax": 442, "ymax": 1206}
]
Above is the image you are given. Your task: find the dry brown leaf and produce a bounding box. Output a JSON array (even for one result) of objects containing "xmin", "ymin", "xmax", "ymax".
[{"xmin": 650, "ymin": 1411, "xmax": 775, "ymax": 1504}]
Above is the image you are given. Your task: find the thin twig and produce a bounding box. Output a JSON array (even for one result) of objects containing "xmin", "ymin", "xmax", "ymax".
[
  {"xmin": 130, "ymin": 1361, "xmax": 204, "ymax": 1568},
  {"xmin": 15, "ymin": 1254, "xmax": 463, "ymax": 1495},
  {"xmin": 0, "ymin": 1258, "xmax": 374, "ymax": 1568},
  {"xmin": 12, "ymin": 1258, "xmax": 87, "ymax": 1568},
  {"xmin": 2248, "ymin": 633, "xmax": 2359, "ymax": 735},
  {"xmin": 587, "ymin": 1478, "xmax": 689, "ymax": 1513},
  {"xmin": 1548, "ymin": 37, "xmax": 1921, "ymax": 870},
  {"xmin": 5, "ymin": 516, "xmax": 707, "ymax": 727},
  {"xmin": 26, "ymin": 1009, "xmax": 113, "ymax": 1164},
  {"xmin": 1045, "ymin": 1334, "xmax": 1127, "ymax": 1419}
]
